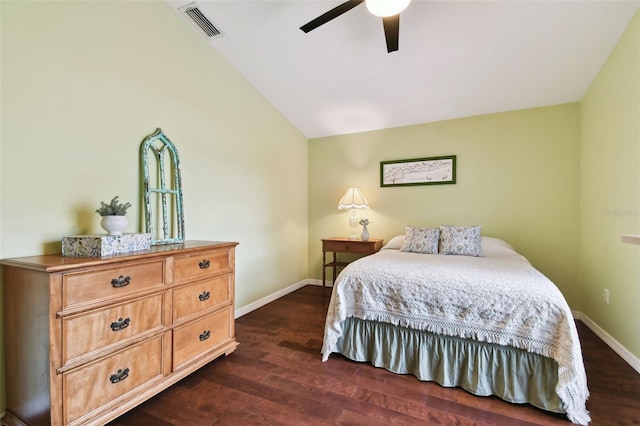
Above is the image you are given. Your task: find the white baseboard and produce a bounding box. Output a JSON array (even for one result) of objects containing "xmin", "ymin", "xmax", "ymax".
[
  {"xmin": 306, "ymin": 278, "xmax": 333, "ymax": 288},
  {"xmin": 573, "ymin": 311, "xmax": 640, "ymax": 374},
  {"xmin": 234, "ymin": 278, "xmax": 335, "ymax": 318},
  {"xmin": 234, "ymin": 279, "xmax": 311, "ymax": 318}
]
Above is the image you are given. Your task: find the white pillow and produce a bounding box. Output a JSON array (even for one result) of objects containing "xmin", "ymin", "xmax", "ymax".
[
  {"xmin": 439, "ymin": 225, "xmax": 482, "ymax": 256},
  {"xmin": 480, "ymin": 236, "xmax": 515, "ymax": 255},
  {"xmin": 400, "ymin": 225, "xmax": 440, "ymax": 254},
  {"xmin": 381, "ymin": 235, "xmax": 405, "ymax": 250}
]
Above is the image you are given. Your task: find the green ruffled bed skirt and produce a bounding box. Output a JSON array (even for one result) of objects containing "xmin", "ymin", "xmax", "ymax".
[{"xmin": 333, "ymin": 317, "xmax": 564, "ymax": 414}]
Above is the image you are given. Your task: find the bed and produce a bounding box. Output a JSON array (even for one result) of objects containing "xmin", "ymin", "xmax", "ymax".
[{"xmin": 321, "ymin": 227, "xmax": 590, "ymax": 425}]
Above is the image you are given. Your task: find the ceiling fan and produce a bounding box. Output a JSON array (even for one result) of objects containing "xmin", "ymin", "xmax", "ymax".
[{"xmin": 300, "ymin": 0, "xmax": 411, "ymax": 53}]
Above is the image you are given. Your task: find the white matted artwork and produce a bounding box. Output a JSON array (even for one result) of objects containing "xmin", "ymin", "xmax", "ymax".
[{"xmin": 380, "ymin": 155, "xmax": 456, "ymax": 187}]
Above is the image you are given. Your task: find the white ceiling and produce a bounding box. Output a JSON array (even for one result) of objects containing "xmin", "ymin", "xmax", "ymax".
[{"xmin": 166, "ymin": 1, "xmax": 639, "ymax": 139}]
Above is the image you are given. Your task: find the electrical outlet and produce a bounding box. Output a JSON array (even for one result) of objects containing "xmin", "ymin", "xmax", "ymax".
[{"xmin": 604, "ymin": 288, "xmax": 610, "ymax": 304}]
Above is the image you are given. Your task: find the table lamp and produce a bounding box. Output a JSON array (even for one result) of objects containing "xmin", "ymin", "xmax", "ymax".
[{"xmin": 338, "ymin": 187, "xmax": 369, "ymax": 240}]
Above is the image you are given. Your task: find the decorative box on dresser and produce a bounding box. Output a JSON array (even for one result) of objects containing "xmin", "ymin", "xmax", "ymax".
[{"xmin": 1, "ymin": 240, "xmax": 239, "ymax": 426}]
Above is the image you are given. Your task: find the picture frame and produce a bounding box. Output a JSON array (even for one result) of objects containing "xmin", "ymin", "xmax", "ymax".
[{"xmin": 380, "ymin": 155, "xmax": 456, "ymax": 187}]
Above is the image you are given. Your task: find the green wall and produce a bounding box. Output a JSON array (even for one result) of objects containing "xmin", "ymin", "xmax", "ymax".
[
  {"xmin": 309, "ymin": 104, "xmax": 582, "ymax": 307},
  {"xmin": 580, "ymin": 11, "xmax": 640, "ymax": 358},
  {"xmin": 0, "ymin": 0, "xmax": 309, "ymax": 410}
]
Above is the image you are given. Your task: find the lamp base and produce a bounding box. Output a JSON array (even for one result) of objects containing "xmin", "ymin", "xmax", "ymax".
[{"xmin": 349, "ymin": 210, "xmax": 359, "ymax": 240}]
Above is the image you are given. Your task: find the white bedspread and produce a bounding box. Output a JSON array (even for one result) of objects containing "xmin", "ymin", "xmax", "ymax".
[{"xmin": 322, "ymin": 237, "xmax": 590, "ymax": 424}]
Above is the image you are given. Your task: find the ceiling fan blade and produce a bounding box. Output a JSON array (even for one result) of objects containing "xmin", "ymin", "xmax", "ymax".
[
  {"xmin": 300, "ymin": 0, "xmax": 364, "ymax": 33},
  {"xmin": 382, "ymin": 15, "xmax": 399, "ymax": 52}
]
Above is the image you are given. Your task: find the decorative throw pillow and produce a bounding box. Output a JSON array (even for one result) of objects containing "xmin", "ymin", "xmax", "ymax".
[
  {"xmin": 400, "ymin": 225, "xmax": 440, "ymax": 254},
  {"xmin": 439, "ymin": 225, "xmax": 482, "ymax": 256}
]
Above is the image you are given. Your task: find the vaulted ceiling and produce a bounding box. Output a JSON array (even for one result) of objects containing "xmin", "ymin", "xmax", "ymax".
[{"xmin": 166, "ymin": 1, "xmax": 639, "ymax": 139}]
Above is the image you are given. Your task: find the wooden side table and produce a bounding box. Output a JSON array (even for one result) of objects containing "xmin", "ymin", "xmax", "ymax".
[{"xmin": 321, "ymin": 237, "xmax": 384, "ymax": 287}]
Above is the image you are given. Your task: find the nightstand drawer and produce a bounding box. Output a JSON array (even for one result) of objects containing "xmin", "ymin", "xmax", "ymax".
[
  {"xmin": 63, "ymin": 334, "xmax": 167, "ymax": 424},
  {"xmin": 174, "ymin": 249, "xmax": 232, "ymax": 284},
  {"xmin": 173, "ymin": 307, "xmax": 232, "ymax": 370},
  {"xmin": 173, "ymin": 275, "xmax": 231, "ymax": 322},
  {"xmin": 62, "ymin": 293, "xmax": 166, "ymax": 365},
  {"xmin": 323, "ymin": 240, "xmax": 376, "ymax": 254},
  {"xmin": 63, "ymin": 260, "xmax": 165, "ymax": 308}
]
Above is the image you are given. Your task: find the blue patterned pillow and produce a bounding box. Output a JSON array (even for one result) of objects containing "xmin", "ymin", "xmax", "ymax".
[
  {"xmin": 400, "ymin": 225, "xmax": 440, "ymax": 254},
  {"xmin": 439, "ymin": 225, "xmax": 482, "ymax": 256}
]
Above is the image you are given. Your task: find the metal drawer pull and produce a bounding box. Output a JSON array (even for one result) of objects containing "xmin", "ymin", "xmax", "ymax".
[
  {"xmin": 109, "ymin": 367, "xmax": 130, "ymax": 384},
  {"xmin": 110, "ymin": 317, "xmax": 131, "ymax": 332},
  {"xmin": 198, "ymin": 291, "xmax": 210, "ymax": 302},
  {"xmin": 199, "ymin": 259, "xmax": 210, "ymax": 269},
  {"xmin": 111, "ymin": 275, "xmax": 131, "ymax": 288},
  {"xmin": 199, "ymin": 330, "xmax": 211, "ymax": 341}
]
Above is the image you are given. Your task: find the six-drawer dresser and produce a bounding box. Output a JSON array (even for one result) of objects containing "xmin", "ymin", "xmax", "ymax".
[{"xmin": 0, "ymin": 240, "xmax": 239, "ymax": 426}]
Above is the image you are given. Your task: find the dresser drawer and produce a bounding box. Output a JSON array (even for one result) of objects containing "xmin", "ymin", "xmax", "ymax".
[
  {"xmin": 63, "ymin": 260, "xmax": 165, "ymax": 308},
  {"xmin": 173, "ymin": 307, "xmax": 232, "ymax": 370},
  {"xmin": 174, "ymin": 249, "xmax": 231, "ymax": 285},
  {"xmin": 173, "ymin": 275, "xmax": 231, "ymax": 322},
  {"xmin": 62, "ymin": 293, "xmax": 166, "ymax": 365},
  {"xmin": 63, "ymin": 334, "xmax": 167, "ymax": 424}
]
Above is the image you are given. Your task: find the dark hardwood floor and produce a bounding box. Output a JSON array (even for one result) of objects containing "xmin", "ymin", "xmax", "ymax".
[{"xmin": 109, "ymin": 285, "xmax": 640, "ymax": 425}]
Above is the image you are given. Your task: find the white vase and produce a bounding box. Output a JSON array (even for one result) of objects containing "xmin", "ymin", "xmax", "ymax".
[
  {"xmin": 361, "ymin": 224, "xmax": 370, "ymax": 241},
  {"xmin": 100, "ymin": 216, "xmax": 128, "ymax": 235}
]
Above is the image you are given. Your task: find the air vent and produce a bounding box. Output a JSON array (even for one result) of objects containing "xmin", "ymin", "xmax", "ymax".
[{"xmin": 180, "ymin": 3, "xmax": 223, "ymax": 39}]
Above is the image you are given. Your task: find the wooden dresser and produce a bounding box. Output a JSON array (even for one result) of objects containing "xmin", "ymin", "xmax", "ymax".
[{"xmin": 1, "ymin": 240, "xmax": 239, "ymax": 426}]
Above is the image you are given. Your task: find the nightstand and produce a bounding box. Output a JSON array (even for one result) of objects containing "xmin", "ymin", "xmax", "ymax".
[{"xmin": 321, "ymin": 237, "xmax": 384, "ymax": 287}]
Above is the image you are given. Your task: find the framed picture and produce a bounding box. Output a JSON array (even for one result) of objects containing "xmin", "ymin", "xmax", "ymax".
[{"xmin": 380, "ymin": 155, "xmax": 456, "ymax": 187}]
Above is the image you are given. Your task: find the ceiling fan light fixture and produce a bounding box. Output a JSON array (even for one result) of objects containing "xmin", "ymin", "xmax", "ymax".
[{"xmin": 365, "ymin": 0, "xmax": 410, "ymax": 17}]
